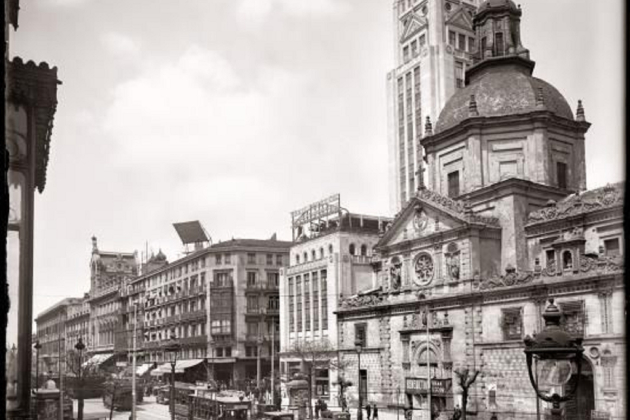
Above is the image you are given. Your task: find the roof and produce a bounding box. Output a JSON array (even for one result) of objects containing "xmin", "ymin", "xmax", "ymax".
[
  {"xmin": 154, "ymin": 359, "xmax": 205, "ymax": 374},
  {"xmin": 477, "ymin": 0, "xmax": 519, "ymax": 14},
  {"xmin": 527, "ymin": 182, "xmax": 624, "ymax": 225},
  {"xmin": 36, "ymin": 297, "xmax": 83, "ymax": 321},
  {"xmin": 435, "ymin": 58, "xmax": 574, "ymax": 133},
  {"xmin": 173, "ymin": 221, "xmax": 209, "ymax": 244},
  {"xmin": 211, "ymin": 238, "xmax": 293, "ymax": 250}
]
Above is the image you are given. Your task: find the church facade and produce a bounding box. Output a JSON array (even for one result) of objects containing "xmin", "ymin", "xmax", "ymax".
[{"xmin": 336, "ymin": 1, "xmax": 625, "ymax": 419}]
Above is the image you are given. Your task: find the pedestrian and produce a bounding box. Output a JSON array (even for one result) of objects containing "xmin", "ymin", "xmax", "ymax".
[
  {"xmin": 372, "ymin": 403, "xmax": 378, "ymax": 420},
  {"xmin": 315, "ymin": 399, "xmax": 321, "ymax": 419},
  {"xmin": 366, "ymin": 402, "xmax": 372, "ymax": 420},
  {"xmin": 321, "ymin": 399, "xmax": 327, "ymax": 413}
]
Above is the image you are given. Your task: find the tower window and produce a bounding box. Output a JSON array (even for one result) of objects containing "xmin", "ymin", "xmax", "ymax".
[
  {"xmin": 447, "ymin": 171, "xmax": 460, "ymax": 198},
  {"xmin": 557, "ymin": 162, "xmax": 568, "ymax": 189},
  {"xmin": 494, "ymin": 32, "xmax": 504, "ymax": 56},
  {"xmin": 349, "ymin": 244, "xmax": 356, "ymax": 255},
  {"xmin": 562, "ymin": 251, "xmax": 573, "ymax": 270},
  {"xmin": 468, "ymin": 37, "xmax": 475, "ymax": 53},
  {"xmin": 458, "ymin": 34, "xmax": 466, "ymax": 51},
  {"xmin": 481, "ymin": 37, "xmax": 487, "ymax": 55},
  {"xmin": 449, "ymin": 31, "xmax": 456, "ymax": 46},
  {"xmin": 455, "ymin": 61, "xmax": 464, "ymax": 88}
]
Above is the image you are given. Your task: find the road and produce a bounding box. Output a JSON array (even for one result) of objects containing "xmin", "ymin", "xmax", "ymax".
[{"xmin": 74, "ymin": 396, "xmax": 171, "ymax": 420}]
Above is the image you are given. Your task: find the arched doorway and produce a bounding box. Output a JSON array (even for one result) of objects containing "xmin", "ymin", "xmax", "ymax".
[{"xmin": 563, "ymin": 357, "xmax": 594, "ymax": 420}]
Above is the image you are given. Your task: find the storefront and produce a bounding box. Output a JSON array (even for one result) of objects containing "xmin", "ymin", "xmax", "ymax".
[{"xmin": 405, "ymin": 377, "xmax": 452, "ymax": 419}]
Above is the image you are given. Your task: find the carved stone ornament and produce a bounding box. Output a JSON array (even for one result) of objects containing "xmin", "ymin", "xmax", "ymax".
[
  {"xmin": 478, "ymin": 264, "xmax": 535, "ymax": 290},
  {"xmin": 416, "ymin": 188, "xmax": 500, "ymax": 227},
  {"xmin": 414, "ymin": 253, "xmax": 434, "ymax": 286},
  {"xmin": 390, "ymin": 257, "xmax": 403, "ymax": 290},
  {"xmin": 527, "ymin": 182, "xmax": 624, "ymax": 224},
  {"xmin": 413, "ymin": 205, "xmax": 429, "ymax": 233},
  {"xmin": 445, "ymin": 242, "xmax": 461, "ymax": 280},
  {"xmin": 339, "ymin": 293, "xmax": 384, "ymax": 309}
]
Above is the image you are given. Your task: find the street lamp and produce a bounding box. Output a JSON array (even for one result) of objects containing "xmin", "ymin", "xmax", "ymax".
[
  {"xmin": 74, "ymin": 338, "xmax": 86, "ymax": 420},
  {"xmin": 523, "ymin": 299, "xmax": 584, "ymax": 420},
  {"xmin": 163, "ymin": 335, "xmax": 181, "ymax": 420},
  {"xmin": 34, "ymin": 341, "xmax": 42, "ymax": 392},
  {"xmin": 355, "ymin": 340, "xmax": 363, "ymax": 420}
]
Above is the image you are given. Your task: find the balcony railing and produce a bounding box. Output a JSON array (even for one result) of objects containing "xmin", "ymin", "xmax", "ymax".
[
  {"xmin": 180, "ymin": 310, "xmax": 206, "ymax": 322},
  {"xmin": 245, "ymin": 282, "xmax": 278, "ymax": 291},
  {"xmin": 179, "ymin": 335, "xmax": 208, "ymax": 345}
]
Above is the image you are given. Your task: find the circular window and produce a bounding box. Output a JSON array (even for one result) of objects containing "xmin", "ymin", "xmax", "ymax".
[{"xmin": 414, "ymin": 253, "xmax": 434, "ymax": 286}]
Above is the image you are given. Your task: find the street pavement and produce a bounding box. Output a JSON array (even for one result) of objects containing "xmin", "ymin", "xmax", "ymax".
[{"xmin": 74, "ymin": 396, "xmax": 170, "ymax": 420}]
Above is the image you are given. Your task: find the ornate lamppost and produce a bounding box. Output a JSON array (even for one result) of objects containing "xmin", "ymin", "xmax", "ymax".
[
  {"xmin": 355, "ymin": 340, "xmax": 363, "ymax": 420},
  {"xmin": 163, "ymin": 335, "xmax": 181, "ymax": 420},
  {"xmin": 74, "ymin": 338, "xmax": 86, "ymax": 420},
  {"xmin": 523, "ymin": 299, "xmax": 584, "ymax": 420},
  {"xmin": 33, "ymin": 341, "xmax": 42, "ymax": 392}
]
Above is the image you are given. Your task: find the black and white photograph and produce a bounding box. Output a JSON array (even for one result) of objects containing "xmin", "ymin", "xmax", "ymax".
[{"xmin": 4, "ymin": 0, "xmax": 625, "ymax": 420}]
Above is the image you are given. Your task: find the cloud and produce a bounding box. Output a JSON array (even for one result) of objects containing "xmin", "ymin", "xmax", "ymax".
[
  {"xmin": 236, "ymin": 0, "xmax": 350, "ymax": 28},
  {"xmin": 100, "ymin": 32, "xmax": 141, "ymax": 56}
]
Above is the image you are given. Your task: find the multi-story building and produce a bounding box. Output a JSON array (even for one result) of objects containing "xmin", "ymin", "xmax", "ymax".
[
  {"xmin": 34, "ymin": 297, "xmax": 83, "ymax": 377},
  {"xmin": 279, "ymin": 195, "xmax": 391, "ymax": 406},
  {"xmin": 127, "ymin": 236, "xmax": 291, "ymax": 388},
  {"xmin": 88, "ymin": 236, "xmax": 138, "ymax": 358},
  {"xmin": 65, "ymin": 294, "xmax": 91, "ymax": 352},
  {"xmin": 388, "ymin": 0, "xmax": 479, "ymax": 213},
  {"xmin": 336, "ymin": 1, "xmax": 625, "ymax": 419}
]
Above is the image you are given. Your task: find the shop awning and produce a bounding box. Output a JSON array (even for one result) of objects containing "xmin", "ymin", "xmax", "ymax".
[
  {"xmin": 210, "ymin": 358, "xmax": 236, "ymax": 364},
  {"xmin": 137, "ymin": 363, "xmax": 153, "ymax": 376},
  {"xmin": 153, "ymin": 359, "xmax": 205, "ymax": 374},
  {"xmin": 82, "ymin": 353, "xmax": 113, "ymax": 368}
]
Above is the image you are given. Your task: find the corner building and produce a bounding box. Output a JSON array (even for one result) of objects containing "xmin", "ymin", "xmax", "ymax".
[
  {"xmin": 337, "ymin": 1, "xmax": 624, "ymax": 419},
  {"xmin": 279, "ymin": 201, "xmax": 391, "ymax": 407}
]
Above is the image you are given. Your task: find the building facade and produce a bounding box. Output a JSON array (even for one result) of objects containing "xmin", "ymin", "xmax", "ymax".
[
  {"xmin": 127, "ymin": 237, "xmax": 291, "ymax": 388},
  {"xmin": 388, "ymin": 0, "xmax": 479, "ymax": 213},
  {"xmin": 279, "ymin": 198, "xmax": 391, "ymax": 406},
  {"xmin": 336, "ymin": 1, "xmax": 625, "ymax": 419}
]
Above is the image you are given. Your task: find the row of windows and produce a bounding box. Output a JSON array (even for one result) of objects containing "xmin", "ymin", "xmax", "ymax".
[
  {"xmin": 149, "ymin": 323, "xmax": 204, "ymax": 341},
  {"xmin": 216, "ymin": 253, "xmax": 284, "ymax": 266},
  {"xmin": 402, "ymin": 34, "xmax": 426, "ymax": 64},
  {"xmin": 246, "ymin": 271, "xmax": 280, "ymax": 287},
  {"xmin": 288, "ymin": 270, "xmax": 328, "ymax": 333},
  {"xmin": 246, "ymin": 295, "xmax": 280, "ymax": 311},
  {"xmin": 448, "ymin": 30, "xmax": 475, "ymax": 53}
]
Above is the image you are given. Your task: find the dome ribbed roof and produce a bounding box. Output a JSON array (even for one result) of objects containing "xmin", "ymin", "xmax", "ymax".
[
  {"xmin": 435, "ymin": 60, "xmax": 574, "ymax": 133},
  {"xmin": 478, "ymin": 0, "xmax": 519, "ymax": 13}
]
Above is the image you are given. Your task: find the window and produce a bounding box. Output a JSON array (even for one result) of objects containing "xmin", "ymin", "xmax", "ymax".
[
  {"xmin": 288, "ymin": 278, "xmax": 295, "ymax": 332},
  {"xmin": 247, "ymin": 296, "xmax": 259, "ymax": 311},
  {"xmin": 455, "ymin": 61, "xmax": 464, "ymax": 88},
  {"xmin": 311, "ymin": 250, "xmax": 316, "ymax": 261},
  {"xmin": 481, "ymin": 37, "xmax": 487, "ymax": 55},
  {"xmin": 545, "ymin": 249, "xmax": 556, "ymax": 269},
  {"xmin": 360, "ymin": 245, "xmax": 367, "ymax": 256},
  {"xmin": 305, "ymin": 275, "xmax": 310, "ymax": 331},
  {"xmin": 359, "ymin": 370, "xmax": 368, "ymax": 402},
  {"xmin": 562, "ymin": 250, "xmax": 573, "ymax": 270},
  {"xmin": 267, "ymin": 272, "xmax": 279, "ymax": 288},
  {"xmin": 303, "ymin": 252, "xmax": 308, "ymax": 262},
  {"xmin": 403, "ymin": 45, "xmax": 410, "ymax": 63},
  {"xmin": 355, "ymin": 323, "xmax": 367, "ymax": 347},
  {"xmin": 268, "ymin": 296, "xmax": 279, "ymax": 311},
  {"xmin": 468, "ymin": 37, "xmax": 475, "ymax": 53},
  {"xmin": 224, "ymin": 347, "xmax": 231, "ymax": 357},
  {"xmin": 411, "ymin": 40, "xmax": 418, "ymax": 57},
  {"xmin": 604, "ymin": 238, "xmax": 621, "ymax": 256},
  {"xmin": 501, "ymin": 308, "xmax": 523, "ymax": 340},
  {"xmin": 247, "ymin": 322, "xmax": 258, "ymax": 336},
  {"xmin": 214, "ymin": 271, "xmax": 231, "ymax": 287},
  {"xmin": 296, "ymin": 277, "xmax": 303, "ymax": 331},
  {"xmin": 449, "ymin": 30, "xmax": 456, "ymax": 46},
  {"xmin": 296, "ymin": 254, "xmax": 300, "ymax": 265},
  {"xmin": 557, "ymin": 162, "xmax": 567, "ymax": 189},
  {"xmin": 224, "ymin": 253, "xmax": 231, "ymax": 264},
  {"xmin": 247, "ymin": 272, "xmax": 257, "ymax": 287},
  {"xmin": 319, "ymin": 248, "xmax": 324, "ymax": 259},
  {"xmin": 321, "ymin": 270, "xmax": 328, "ymax": 330},
  {"xmin": 349, "ymin": 244, "xmax": 356, "ymax": 255},
  {"xmin": 328, "ymin": 245, "xmax": 333, "ymax": 255},
  {"xmin": 245, "ymin": 346, "xmax": 256, "ymax": 357},
  {"xmin": 419, "ymin": 34, "xmax": 426, "ymax": 48},
  {"xmin": 494, "ymin": 32, "xmax": 504, "ymax": 56},
  {"xmin": 559, "ymin": 301, "xmax": 585, "ymax": 338},
  {"xmin": 247, "ymin": 253, "xmax": 256, "ymax": 264},
  {"xmin": 458, "ymin": 34, "xmax": 466, "ymax": 51},
  {"xmin": 211, "ymin": 319, "xmax": 231, "ymax": 334},
  {"xmin": 276, "ymin": 254, "xmax": 283, "ymax": 266},
  {"xmin": 312, "ymin": 272, "xmax": 319, "ymax": 330},
  {"xmin": 315, "ymin": 369, "xmax": 330, "ymax": 397},
  {"xmin": 447, "ymin": 171, "xmax": 460, "ymax": 198},
  {"xmin": 266, "ymin": 254, "xmax": 273, "ymax": 265},
  {"xmin": 216, "ymin": 347, "xmax": 224, "ymax": 357}
]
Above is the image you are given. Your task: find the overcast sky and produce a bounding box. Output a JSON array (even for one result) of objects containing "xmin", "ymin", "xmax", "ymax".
[{"xmin": 10, "ymin": 0, "xmax": 624, "ymax": 322}]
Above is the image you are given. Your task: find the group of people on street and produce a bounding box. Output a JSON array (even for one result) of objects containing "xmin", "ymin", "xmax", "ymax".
[
  {"xmin": 314, "ymin": 397, "xmax": 329, "ymax": 418},
  {"xmin": 364, "ymin": 402, "xmax": 379, "ymax": 420}
]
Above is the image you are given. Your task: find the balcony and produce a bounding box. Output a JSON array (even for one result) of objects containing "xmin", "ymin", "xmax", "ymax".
[
  {"xmin": 179, "ymin": 335, "xmax": 208, "ymax": 345},
  {"xmin": 180, "ymin": 310, "xmax": 206, "ymax": 322},
  {"xmin": 245, "ymin": 282, "xmax": 277, "ymax": 292},
  {"xmin": 211, "ymin": 279, "xmax": 234, "ymax": 289}
]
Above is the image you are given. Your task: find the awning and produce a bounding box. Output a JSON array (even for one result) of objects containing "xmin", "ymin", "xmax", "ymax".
[
  {"xmin": 153, "ymin": 359, "xmax": 205, "ymax": 374},
  {"xmin": 82, "ymin": 353, "xmax": 113, "ymax": 368},
  {"xmin": 210, "ymin": 358, "xmax": 236, "ymax": 364},
  {"xmin": 137, "ymin": 363, "xmax": 153, "ymax": 376}
]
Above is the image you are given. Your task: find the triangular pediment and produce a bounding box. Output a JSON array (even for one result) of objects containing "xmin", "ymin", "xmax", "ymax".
[
  {"xmin": 377, "ymin": 189, "xmax": 501, "ymax": 250},
  {"xmin": 446, "ymin": 7, "xmax": 473, "ymax": 32},
  {"xmin": 401, "ymin": 13, "xmax": 428, "ymax": 43}
]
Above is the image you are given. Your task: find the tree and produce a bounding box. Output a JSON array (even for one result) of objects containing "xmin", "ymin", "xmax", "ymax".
[
  {"xmin": 284, "ymin": 339, "xmax": 351, "ymax": 419},
  {"xmin": 333, "ymin": 374, "xmax": 352, "ymax": 412},
  {"xmin": 65, "ymin": 349, "xmax": 108, "ymax": 420},
  {"xmin": 453, "ymin": 367, "xmax": 480, "ymax": 420}
]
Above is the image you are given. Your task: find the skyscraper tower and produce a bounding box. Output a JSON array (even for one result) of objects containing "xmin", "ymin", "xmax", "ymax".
[{"xmin": 387, "ymin": 0, "xmax": 479, "ymax": 213}]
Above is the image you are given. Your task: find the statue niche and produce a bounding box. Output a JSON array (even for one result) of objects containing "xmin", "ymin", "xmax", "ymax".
[
  {"xmin": 445, "ymin": 242, "xmax": 461, "ymax": 281},
  {"xmin": 390, "ymin": 257, "xmax": 403, "ymax": 290}
]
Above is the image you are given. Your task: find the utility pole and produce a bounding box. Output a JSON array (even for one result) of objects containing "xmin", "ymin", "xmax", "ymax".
[
  {"xmin": 426, "ymin": 307, "xmax": 431, "ymax": 420},
  {"xmin": 132, "ymin": 302, "xmax": 138, "ymax": 420},
  {"xmin": 271, "ymin": 320, "xmax": 275, "ymax": 406},
  {"xmin": 58, "ymin": 312, "xmax": 64, "ymax": 420}
]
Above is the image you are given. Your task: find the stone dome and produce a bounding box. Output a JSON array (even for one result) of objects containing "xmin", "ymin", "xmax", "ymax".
[
  {"xmin": 477, "ymin": 0, "xmax": 519, "ymax": 14},
  {"xmin": 435, "ymin": 59, "xmax": 574, "ymax": 133}
]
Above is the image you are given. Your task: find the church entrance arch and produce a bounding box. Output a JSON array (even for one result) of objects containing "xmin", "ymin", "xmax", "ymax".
[
  {"xmin": 563, "ymin": 356, "xmax": 594, "ymax": 420},
  {"xmin": 404, "ymin": 343, "xmax": 452, "ymax": 419}
]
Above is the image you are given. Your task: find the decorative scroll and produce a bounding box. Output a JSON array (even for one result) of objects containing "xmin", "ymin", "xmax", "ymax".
[
  {"xmin": 479, "ymin": 265, "xmax": 535, "ymax": 290},
  {"xmin": 416, "ymin": 188, "xmax": 500, "ymax": 227},
  {"xmin": 580, "ymin": 254, "xmax": 624, "ymax": 273},
  {"xmin": 402, "ymin": 310, "xmax": 450, "ymax": 331},
  {"xmin": 527, "ymin": 183, "xmax": 624, "ymax": 224}
]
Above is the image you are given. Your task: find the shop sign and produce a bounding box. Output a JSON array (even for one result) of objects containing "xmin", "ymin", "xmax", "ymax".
[
  {"xmin": 405, "ymin": 378, "xmax": 452, "ymax": 396},
  {"xmin": 591, "ymin": 411, "xmax": 610, "ymax": 420}
]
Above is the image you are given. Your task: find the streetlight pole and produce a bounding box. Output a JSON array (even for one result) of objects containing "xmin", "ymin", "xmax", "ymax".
[
  {"xmin": 426, "ymin": 308, "xmax": 431, "ymax": 420},
  {"xmin": 34, "ymin": 341, "xmax": 42, "ymax": 392},
  {"xmin": 75, "ymin": 337, "xmax": 86, "ymax": 420},
  {"xmin": 355, "ymin": 340, "xmax": 363, "ymax": 420},
  {"xmin": 132, "ymin": 302, "xmax": 138, "ymax": 420},
  {"xmin": 163, "ymin": 334, "xmax": 181, "ymax": 420},
  {"xmin": 271, "ymin": 321, "xmax": 275, "ymax": 407}
]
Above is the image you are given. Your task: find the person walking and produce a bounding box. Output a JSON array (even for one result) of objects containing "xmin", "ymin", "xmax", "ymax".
[
  {"xmin": 315, "ymin": 399, "xmax": 321, "ymax": 419},
  {"xmin": 366, "ymin": 402, "xmax": 372, "ymax": 420},
  {"xmin": 372, "ymin": 403, "xmax": 378, "ymax": 420}
]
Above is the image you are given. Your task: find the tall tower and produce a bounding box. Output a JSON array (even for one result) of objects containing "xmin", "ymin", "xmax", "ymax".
[{"xmin": 387, "ymin": 0, "xmax": 479, "ymax": 213}]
